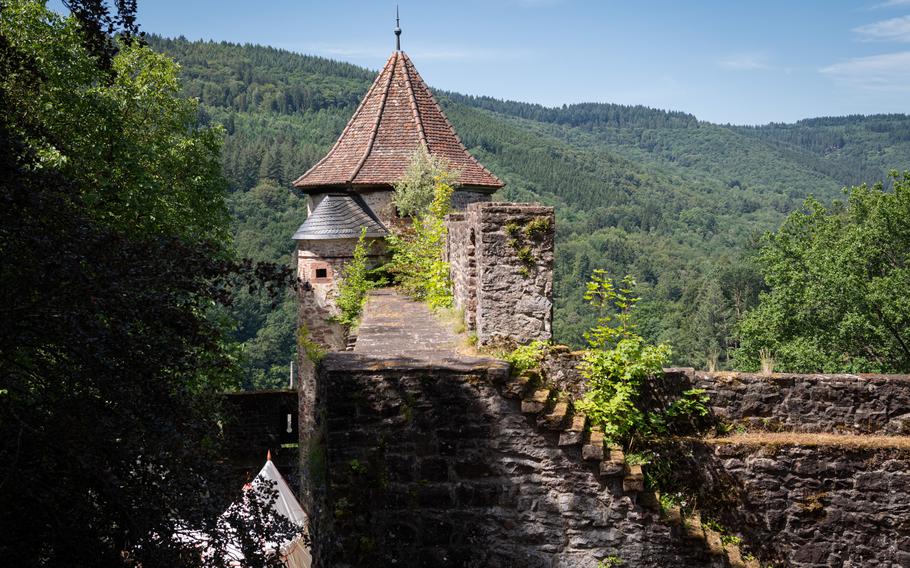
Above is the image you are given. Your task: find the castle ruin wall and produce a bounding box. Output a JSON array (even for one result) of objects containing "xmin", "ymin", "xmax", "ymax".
[
  {"xmin": 308, "ymin": 354, "xmax": 716, "ymax": 567},
  {"xmin": 446, "ymin": 202, "xmax": 555, "ymax": 346}
]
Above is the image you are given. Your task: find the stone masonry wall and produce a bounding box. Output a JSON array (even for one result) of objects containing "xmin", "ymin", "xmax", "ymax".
[
  {"xmin": 450, "ymin": 189, "xmax": 493, "ymax": 212},
  {"xmin": 310, "ymin": 353, "xmax": 716, "ymax": 568},
  {"xmin": 446, "ymin": 202, "xmax": 555, "ymax": 346},
  {"xmin": 445, "ymin": 211, "xmax": 477, "ymax": 329},
  {"xmin": 693, "ymin": 442, "xmax": 910, "ymax": 567},
  {"xmin": 536, "ymin": 348, "xmax": 910, "ymax": 435},
  {"xmin": 677, "ymin": 370, "xmax": 910, "ymax": 435},
  {"xmin": 296, "ymin": 237, "xmax": 386, "ymax": 351}
]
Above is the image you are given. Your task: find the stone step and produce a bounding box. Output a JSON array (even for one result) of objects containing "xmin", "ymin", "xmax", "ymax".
[
  {"xmin": 538, "ymin": 401, "xmax": 569, "ymax": 430},
  {"xmin": 521, "ymin": 389, "xmax": 551, "ymax": 414},
  {"xmin": 703, "ymin": 526, "xmax": 725, "ymax": 557},
  {"xmin": 725, "ymin": 544, "xmax": 747, "ymax": 568},
  {"xmin": 599, "ymin": 446, "xmax": 626, "ymax": 477},
  {"xmin": 638, "ymin": 490, "xmax": 661, "ymax": 511},
  {"xmin": 502, "ymin": 375, "xmax": 532, "ymax": 399},
  {"xmin": 664, "ymin": 505, "xmax": 683, "ymax": 526},
  {"xmin": 684, "ymin": 512, "xmax": 705, "ymax": 542},
  {"xmin": 622, "ymin": 463, "xmax": 644, "ymax": 493},
  {"xmin": 581, "ymin": 428, "xmax": 605, "ymax": 461},
  {"xmin": 558, "ymin": 412, "xmax": 587, "ymax": 446}
]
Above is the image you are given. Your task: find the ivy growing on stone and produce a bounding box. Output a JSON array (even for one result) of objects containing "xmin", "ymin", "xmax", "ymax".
[{"xmin": 503, "ymin": 215, "xmax": 550, "ymax": 277}]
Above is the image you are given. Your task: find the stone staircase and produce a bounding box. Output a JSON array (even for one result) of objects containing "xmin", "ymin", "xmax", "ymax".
[{"xmin": 499, "ymin": 368, "xmax": 759, "ymax": 568}]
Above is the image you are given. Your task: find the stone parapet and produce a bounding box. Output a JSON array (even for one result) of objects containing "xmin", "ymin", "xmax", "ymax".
[
  {"xmin": 536, "ymin": 350, "xmax": 910, "ymax": 436},
  {"xmin": 445, "ymin": 202, "xmax": 555, "ymax": 346},
  {"xmin": 669, "ymin": 369, "xmax": 910, "ymax": 435}
]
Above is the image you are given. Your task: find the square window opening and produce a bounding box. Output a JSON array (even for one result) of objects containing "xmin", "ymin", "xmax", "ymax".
[{"xmin": 315, "ymin": 268, "xmax": 328, "ymax": 279}]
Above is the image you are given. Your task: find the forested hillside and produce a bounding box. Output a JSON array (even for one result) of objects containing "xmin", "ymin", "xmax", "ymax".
[{"xmin": 146, "ymin": 36, "xmax": 910, "ymax": 387}]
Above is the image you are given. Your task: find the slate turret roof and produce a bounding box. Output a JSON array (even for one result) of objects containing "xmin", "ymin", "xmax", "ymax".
[
  {"xmin": 292, "ymin": 194, "xmax": 388, "ymax": 240},
  {"xmin": 293, "ymin": 51, "xmax": 504, "ymax": 192}
]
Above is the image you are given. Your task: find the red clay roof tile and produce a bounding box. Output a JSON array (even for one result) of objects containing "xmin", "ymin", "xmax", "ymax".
[{"xmin": 293, "ymin": 51, "xmax": 504, "ymax": 191}]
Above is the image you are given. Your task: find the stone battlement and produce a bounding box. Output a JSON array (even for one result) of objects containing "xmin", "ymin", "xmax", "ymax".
[{"xmin": 446, "ymin": 201, "xmax": 555, "ymax": 347}]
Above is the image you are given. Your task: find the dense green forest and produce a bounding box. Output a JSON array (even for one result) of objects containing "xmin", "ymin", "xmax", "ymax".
[{"xmin": 145, "ymin": 36, "xmax": 910, "ymax": 387}]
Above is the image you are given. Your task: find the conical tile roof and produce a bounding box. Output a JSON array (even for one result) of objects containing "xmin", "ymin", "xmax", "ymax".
[{"xmin": 293, "ymin": 51, "xmax": 504, "ymax": 192}]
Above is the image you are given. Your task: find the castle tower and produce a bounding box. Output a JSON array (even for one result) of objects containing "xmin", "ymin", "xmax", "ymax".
[{"xmin": 291, "ymin": 26, "xmax": 504, "ymax": 350}]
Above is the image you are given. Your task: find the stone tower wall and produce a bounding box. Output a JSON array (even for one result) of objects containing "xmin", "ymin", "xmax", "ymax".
[
  {"xmin": 446, "ymin": 202, "xmax": 555, "ymax": 346},
  {"xmin": 295, "ymin": 237, "xmax": 386, "ymax": 351}
]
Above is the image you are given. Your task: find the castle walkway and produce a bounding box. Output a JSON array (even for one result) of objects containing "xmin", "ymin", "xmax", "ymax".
[{"xmin": 353, "ymin": 288, "xmax": 462, "ymax": 361}]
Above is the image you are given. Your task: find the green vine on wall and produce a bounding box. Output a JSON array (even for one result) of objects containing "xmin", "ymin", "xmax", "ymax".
[
  {"xmin": 335, "ymin": 228, "xmax": 384, "ymax": 327},
  {"xmin": 505, "ymin": 216, "xmax": 550, "ymax": 278}
]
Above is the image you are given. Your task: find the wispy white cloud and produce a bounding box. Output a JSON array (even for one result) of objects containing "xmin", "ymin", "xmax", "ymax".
[
  {"xmin": 820, "ymin": 51, "xmax": 910, "ymax": 90},
  {"xmin": 717, "ymin": 52, "xmax": 772, "ymax": 70},
  {"xmin": 873, "ymin": 0, "xmax": 910, "ymax": 8},
  {"xmin": 301, "ymin": 44, "xmax": 388, "ymax": 59},
  {"xmin": 854, "ymin": 15, "xmax": 910, "ymax": 42}
]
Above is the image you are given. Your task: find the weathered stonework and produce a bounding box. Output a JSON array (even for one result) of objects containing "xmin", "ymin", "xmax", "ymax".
[
  {"xmin": 450, "ymin": 189, "xmax": 493, "ymax": 212},
  {"xmin": 309, "ymin": 353, "xmax": 716, "ymax": 567},
  {"xmin": 534, "ymin": 351, "xmax": 910, "ymax": 437},
  {"xmin": 692, "ymin": 442, "xmax": 910, "ymax": 567},
  {"xmin": 445, "ymin": 211, "xmax": 478, "ymax": 328},
  {"xmin": 296, "ymin": 238, "xmax": 386, "ymax": 351},
  {"xmin": 679, "ymin": 370, "xmax": 910, "ymax": 435},
  {"xmin": 446, "ymin": 202, "xmax": 555, "ymax": 346}
]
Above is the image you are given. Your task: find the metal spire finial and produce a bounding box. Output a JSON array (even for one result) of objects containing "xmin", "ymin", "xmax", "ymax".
[{"xmin": 394, "ymin": 5, "xmax": 402, "ymax": 51}]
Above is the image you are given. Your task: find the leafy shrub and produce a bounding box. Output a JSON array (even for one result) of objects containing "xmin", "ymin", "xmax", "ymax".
[
  {"xmin": 576, "ymin": 336, "xmax": 671, "ymax": 444},
  {"xmin": 335, "ymin": 228, "xmax": 381, "ymax": 327},
  {"xmin": 392, "ymin": 145, "xmax": 459, "ymax": 217},
  {"xmin": 386, "ymin": 152, "xmax": 456, "ymax": 309},
  {"xmin": 504, "ymin": 340, "xmax": 548, "ymax": 374},
  {"xmin": 574, "ymin": 269, "xmax": 709, "ymax": 448}
]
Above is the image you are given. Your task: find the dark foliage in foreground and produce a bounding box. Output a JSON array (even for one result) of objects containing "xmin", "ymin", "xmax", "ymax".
[{"xmin": 0, "ymin": 4, "xmax": 299, "ymax": 565}]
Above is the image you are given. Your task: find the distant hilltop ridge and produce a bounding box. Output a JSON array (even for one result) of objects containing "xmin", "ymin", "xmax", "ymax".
[{"xmin": 147, "ymin": 34, "xmax": 908, "ymax": 128}]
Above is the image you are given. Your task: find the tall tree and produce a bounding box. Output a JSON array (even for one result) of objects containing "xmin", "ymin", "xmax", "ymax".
[
  {"xmin": 0, "ymin": 3, "xmax": 297, "ymax": 565},
  {"xmin": 735, "ymin": 171, "xmax": 910, "ymax": 373}
]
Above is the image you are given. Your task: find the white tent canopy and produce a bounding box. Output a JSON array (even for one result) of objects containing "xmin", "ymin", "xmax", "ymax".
[
  {"xmin": 251, "ymin": 457, "xmax": 311, "ymax": 568},
  {"xmin": 185, "ymin": 454, "xmax": 312, "ymax": 568}
]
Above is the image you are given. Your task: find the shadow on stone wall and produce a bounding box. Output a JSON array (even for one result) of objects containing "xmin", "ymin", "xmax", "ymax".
[
  {"xmin": 312, "ymin": 354, "xmax": 715, "ymax": 567},
  {"xmin": 651, "ymin": 436, "xmax": 910, "ymax": 566}
]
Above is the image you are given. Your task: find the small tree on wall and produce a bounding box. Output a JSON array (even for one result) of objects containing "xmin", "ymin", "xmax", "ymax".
[
  {"xmin": 385, "ymin": 149, "xmax": 459, "ymax": 309},
  {"xmin": 392, "ymin": 144, "xmax": 459, "ymax": 218},
  {"xmin": 574, "ymin": 270, "xmax": 708, "ymax": 449},
  {"xmin": 335, "ymin": 228, "xmax": 383, "ymax": 327}
]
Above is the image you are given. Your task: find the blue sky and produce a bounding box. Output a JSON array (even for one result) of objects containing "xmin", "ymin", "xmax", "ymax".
[{"xmin": 93, "ymin": 0, "xmax": 910, "ymax": 124}]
